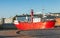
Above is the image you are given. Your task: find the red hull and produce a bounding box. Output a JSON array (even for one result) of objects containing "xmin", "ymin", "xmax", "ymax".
[{"xmin": 14, "ymin": 21, "xmax": 55, "ymax": 30}]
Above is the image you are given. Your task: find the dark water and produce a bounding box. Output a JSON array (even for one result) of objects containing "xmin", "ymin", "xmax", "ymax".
[{"xmin": 0, "ymin": 24, "xmax": 17, "ymax": 30}]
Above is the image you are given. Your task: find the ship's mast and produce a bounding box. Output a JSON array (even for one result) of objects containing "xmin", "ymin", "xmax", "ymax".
[
  {"xmin": 31, "ymin": 9, "xmax": 33, "ymax": 23},
  {"xmin": 42, "ymin": 8, "xmax": 44, "ymax": 18}
]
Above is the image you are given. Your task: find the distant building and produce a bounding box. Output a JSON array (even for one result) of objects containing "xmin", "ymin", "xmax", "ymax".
[
  {"xmin": 50, "ymin": 13, "xmax": 60, "ymax": 16},
  {"xmin": 4, "ymin": 17, "xmax": 14, "ymax": 24},
  {"xmin": 0, "ymin": 18, "xmax": 5, "ymax": 25}
]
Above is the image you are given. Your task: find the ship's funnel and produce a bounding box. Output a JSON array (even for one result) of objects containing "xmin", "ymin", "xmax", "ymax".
[{"xmin": 31, "ymin": 9, "xmax": 33, "ymax": 22}]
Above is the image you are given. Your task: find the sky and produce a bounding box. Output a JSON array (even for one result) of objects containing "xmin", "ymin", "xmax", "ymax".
[{"xmin": 0, "ymin": 0, "xmax": 60, "ymax": 18}]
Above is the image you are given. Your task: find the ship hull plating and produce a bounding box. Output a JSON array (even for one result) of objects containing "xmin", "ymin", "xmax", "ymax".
[{"xmin": 14, "ymin": 21, "xmax": 55, "ymax": 30}]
